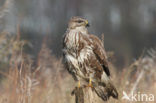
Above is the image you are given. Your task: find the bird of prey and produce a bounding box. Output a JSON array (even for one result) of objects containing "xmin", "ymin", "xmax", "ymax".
[{"xmin": 63, "ymin": 16, "xmax": 118, "ymax": 101}]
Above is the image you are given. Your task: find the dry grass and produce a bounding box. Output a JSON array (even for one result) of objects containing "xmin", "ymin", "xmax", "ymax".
[{"xmin": 0, "ymin": 32, "xmax": 155, "ymax": 103}]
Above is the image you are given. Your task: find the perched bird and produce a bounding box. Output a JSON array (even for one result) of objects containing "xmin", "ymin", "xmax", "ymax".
[{"xmin": 63, "ymin": 16, "xmax": 118, "ymax": 101}]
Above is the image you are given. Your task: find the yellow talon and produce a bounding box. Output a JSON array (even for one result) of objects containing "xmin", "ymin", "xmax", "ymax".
[
  {"xmin": 88, "ymin": 78, "xmax": 93, "ymax": 87},
  {"xmin": 78, "ymin": 80, "xmax": 80, "ymax": 88}
]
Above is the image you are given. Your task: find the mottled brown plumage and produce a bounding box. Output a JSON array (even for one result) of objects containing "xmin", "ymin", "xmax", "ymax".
[{"xmin": 63, "ymin": 16, "xmax": 118, "ymax": 101}]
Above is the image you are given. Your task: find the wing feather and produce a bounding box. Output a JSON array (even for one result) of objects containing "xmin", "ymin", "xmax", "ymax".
[{"xmin": 89, "ymin": 34, "xmax": 110, "ymax": 77}]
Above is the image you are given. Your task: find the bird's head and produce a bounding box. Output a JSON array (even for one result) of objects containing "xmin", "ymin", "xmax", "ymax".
[{"xmin": 68, "ymin": 16, "xmax": 90, "ymax": 29}]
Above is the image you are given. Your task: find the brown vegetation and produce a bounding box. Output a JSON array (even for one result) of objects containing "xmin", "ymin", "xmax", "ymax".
[{"xmin": 0, "ymin": 32, "xmax": 155, "ymax": 103}]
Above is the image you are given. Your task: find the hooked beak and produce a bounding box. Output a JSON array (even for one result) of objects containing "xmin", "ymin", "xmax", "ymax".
[{"xmin": 85, "ymin": 20, "xmax": 90, "ymax": 27}]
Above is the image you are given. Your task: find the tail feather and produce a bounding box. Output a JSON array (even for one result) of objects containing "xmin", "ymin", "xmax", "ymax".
[
  {"xmin": 111, "ymin": 85, "xmax": 118, "ymax": 99},
  {"xmin": 94, "ymin": 82, "xmax": 118, "ymax": 101}
]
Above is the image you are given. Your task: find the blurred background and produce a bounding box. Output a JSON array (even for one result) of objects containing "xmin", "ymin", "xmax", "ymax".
[
  {"xmin": 0, "ymin": 0, "xmax": 156, "ymax": 103},
  {"xmin": 1, "ymin": 0, "xmax": 156, "ymax": 67}
]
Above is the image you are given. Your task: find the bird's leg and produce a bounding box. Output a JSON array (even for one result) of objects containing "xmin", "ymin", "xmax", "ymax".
[
  {"xmin": 88, "ymin": 78, "xmax": 93, "ymax": 87},
  {"xmin": 77, "ymin": 80, "xmax": 81, "ymax": 88}
]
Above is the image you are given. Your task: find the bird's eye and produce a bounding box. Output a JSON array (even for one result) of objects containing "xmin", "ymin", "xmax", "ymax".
[{"xmin": 77, "ymin": 20, "xmax": 83, "ymax": 23}]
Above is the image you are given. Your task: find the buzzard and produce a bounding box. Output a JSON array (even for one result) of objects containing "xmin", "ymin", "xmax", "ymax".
[{"xmin": 63, "ymin": 17, "xmax": 118, "ymax": 101}]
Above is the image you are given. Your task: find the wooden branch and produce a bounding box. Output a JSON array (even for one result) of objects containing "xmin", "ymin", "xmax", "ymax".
[{"xmin": 72, "ymin": 87, "xmax": 99, "ymax": 103}]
